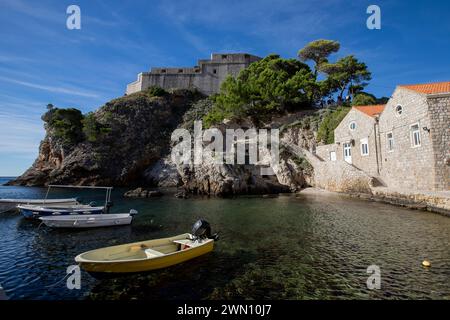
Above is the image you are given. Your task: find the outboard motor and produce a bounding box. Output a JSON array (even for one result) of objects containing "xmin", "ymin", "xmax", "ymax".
[{"xmin": 192, "ymin": 219, "xmax": 219, "ymax": 241}]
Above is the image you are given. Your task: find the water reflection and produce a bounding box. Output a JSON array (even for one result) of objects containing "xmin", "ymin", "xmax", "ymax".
[{"xmin": 0, "ymin": 187, "xmax": 449, "ymax": 300}]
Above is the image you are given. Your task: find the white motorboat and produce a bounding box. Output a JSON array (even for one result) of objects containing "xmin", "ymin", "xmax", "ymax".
[
  {"xmin": 39, "ymin": 210, "xmax": 138, "ymax": 228},
  {"xmin": 18, "ymin": 204, "xmax": 105, "ymax": 218},
  {"xmin": 0, "ymin": 198, "xmax": 78, "ymax": 213},
  {"xmin": 16, "ymin": 185, "xmax": 114, "ymax": 218}
]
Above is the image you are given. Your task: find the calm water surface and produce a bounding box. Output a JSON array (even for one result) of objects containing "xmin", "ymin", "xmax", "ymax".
[{"xmin": 0, "ymin": 180, "xmax": 449, "ymax": 300}]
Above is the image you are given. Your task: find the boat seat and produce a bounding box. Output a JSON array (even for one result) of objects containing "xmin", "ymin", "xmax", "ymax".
[{"xmin": 144, "ymin": 248, "xmax": 164, "ymax": 258}]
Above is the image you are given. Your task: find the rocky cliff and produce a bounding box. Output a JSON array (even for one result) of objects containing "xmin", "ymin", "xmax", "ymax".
[
  {"xmin": 9, "ymin": 89, "xmax": 203, "ymax": 186},
  {"xmin": 10, "ymin": 89, "xmax": 322, "ymax": 195}
]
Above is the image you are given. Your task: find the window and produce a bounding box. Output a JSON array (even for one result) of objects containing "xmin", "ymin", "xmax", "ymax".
[
  {"xmin": 410, "ymin": 123, "xmax": 421, "ymax": 147},
  {"xmin": 349, "ymin": 121, "xmax": 356, "ymax": 130},
  {"xmin": 343, "ymin": 143, "xmax": 352, "ymax": 163},
  {"xmin": 360, "ymin": 138, "xmax": 369, "ymax": 156},
  {"xmin": 386, "ymin": 132, "xmax": 394, "ymax": 152},
  {"xmin": 213, "ymin": 69, "xmax": 217, "ymax": 74},
  {"xmin": 161, "ymin": 69, "xmax": 166, "ymax": 73},
  {"xmin": 221, "ymin": 54, "xmax": 228, "ymax": 59},
  {"xmin": 395, "ymin": 105, "xmax": 403, "ymax": 116},
  {"xmin": 178, "ymin": 69, "xmax": 183, "ymax": 73},
  {"xmin": 330, "ymin": 151, "xmax": 336, "ymax": 161}
]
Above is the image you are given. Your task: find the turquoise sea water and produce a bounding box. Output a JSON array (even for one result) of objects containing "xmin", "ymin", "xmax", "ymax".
[{"xmin": 0, "ymin": 183, "xmax": 449, "ymax": 300}]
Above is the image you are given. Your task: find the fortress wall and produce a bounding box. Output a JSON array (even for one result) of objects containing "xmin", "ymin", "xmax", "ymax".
[{"xmin": 126, "ymin": 53, "xmax": 262, "ymax": 96}]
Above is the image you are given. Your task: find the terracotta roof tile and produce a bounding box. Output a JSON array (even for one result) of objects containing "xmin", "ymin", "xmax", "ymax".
[
  {"xmin": 399, "ymin": 81, "xmax": 450, "ymax": 94},
  {"xmin": 353, "ymin": 104, "xmax": 386, "ymax": 118}
]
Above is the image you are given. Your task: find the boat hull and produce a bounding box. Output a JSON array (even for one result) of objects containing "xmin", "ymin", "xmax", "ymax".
[
  {"xmin": 40, "ymin": 214, "xmax": 133, "ymax": 228},
  {"xmin": 0, "ymin": 198, "xmax": 78, "ymax": 213},
  {"xmin": 75, "ymin": 234, "xmax": 214, "ymax": 273},
  {"xmin": 19, "ymin": 205, "xmax": 104, "ymax": 219}
]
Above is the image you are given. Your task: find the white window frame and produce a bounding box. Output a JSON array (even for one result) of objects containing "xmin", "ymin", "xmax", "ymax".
[
  {"xmin": 360, "ymin": 138, "xmax": 369, "ymax": 156},
  {"xmin": 395, "ymin": 105, "xmax": 403, "ymax": 117},
  {"xmin": 410, "ymin": 123, "xmax": 421, "ymax": 148},
  {"xmin": 330, "ymin": 151, "xmax": 337, "ymax": 161},
  {"xmin": 386, "ymin": 132, "xmax": 394, "ymax": 152},
  {"xmin": 343, "ymin": 143, "xmax": 352, "ymax": 164},
  {"xmin": 349, "ymin": 121, "xmax": 356, "ymax": 131}
]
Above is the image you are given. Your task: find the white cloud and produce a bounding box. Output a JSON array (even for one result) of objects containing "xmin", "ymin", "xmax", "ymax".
[{"xmin": 0, "ymin": 76, "xmax": 100, "ymax": 98}]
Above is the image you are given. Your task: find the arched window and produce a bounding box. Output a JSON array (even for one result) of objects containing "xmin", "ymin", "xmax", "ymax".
[
  {"xmin": 395, "ymin": 105, "xmax": 403, "ymax": 116},
  {"xmin": 349, "ymin": 121, "xmax": 357, "ymax": 130}
]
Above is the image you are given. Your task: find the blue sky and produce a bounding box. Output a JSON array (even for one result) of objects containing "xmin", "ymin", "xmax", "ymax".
[{"xmin": 0, "ymin": 0, "xmax": 449, "ymax": 176}]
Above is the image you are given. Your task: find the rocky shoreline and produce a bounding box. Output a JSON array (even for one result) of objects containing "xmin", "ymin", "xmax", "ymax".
[
  {"xmin": 8, "ymin": 89, "xmax": 449, "ymax": 216},
  {"xmin": 300, "ymin": 187, "xmax": 450, "ymax": 216}
]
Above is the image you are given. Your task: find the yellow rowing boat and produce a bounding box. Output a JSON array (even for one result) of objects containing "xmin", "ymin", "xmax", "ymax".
[
  {"xmin": 75, "ymin": 233, "xmax": 214, "ymax": 273},
  {"xmin": 75, "ymin": 233, "xmax": 215, "ymax": 273}
]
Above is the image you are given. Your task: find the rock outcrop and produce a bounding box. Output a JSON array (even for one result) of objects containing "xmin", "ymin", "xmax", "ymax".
[
  {"xmin": 12, "ymin": 87, "xmax": 369, "ymax": 197},
  {"xmin": 124, "ymin": 188, "xmax": 163, "ymax": 198},
  {"xmin": 9, "ymin": 89, "xmax": 203, "ymax": 186}
]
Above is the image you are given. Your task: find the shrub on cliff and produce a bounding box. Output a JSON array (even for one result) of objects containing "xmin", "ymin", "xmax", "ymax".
[
  {"xmin": 316, "ymin": 106, "xmax": 351, "ymax": 144},
  {"xmin": 82, "ymin": 112, "xmax": 112, "ymax": 142},
  {"xmin": 204, "ymin": 54, "xmax": 316, "ymax": 126},
  {"xmin": 145, "ymin": 86, "xmax": 168, "ymax": 97},
  {"xmin": 42, "ymin": 107, "xmax": 84, "ymax": 144}
]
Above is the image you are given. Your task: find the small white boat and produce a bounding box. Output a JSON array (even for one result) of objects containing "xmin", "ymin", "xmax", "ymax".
[
  {"xmin": 18, "ymin": 204, "xmax": 105, "ymax": 218},
  {"xmin": 0, "ymin": 198, "xmax": 78, "ymax": 213},
  {"xmin": 39, "ymin": 210, "xmax": 138, "ymax": 228}
]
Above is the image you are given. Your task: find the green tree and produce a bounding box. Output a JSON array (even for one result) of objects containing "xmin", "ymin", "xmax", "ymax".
[
  {"xmin": 317, "ymin": 106, "xmax": 351, "ymax": 144},
  {"xmin": 352, "ymin": 92, "xmax": 377, "ymax": 106},
  {"xmin": 298, "ymin": 39, "xmax": 340, "ymax": 77},
  {"xmin": 298, "ymin": 40, "xmax": 340, "ymax": 105},
  {"xmin": 204, "ymin": 54, "xmax": 316, "ymax": 126},
  {"xmin": 319, "ymin": 55, "xmax": 372, "ymax": 99},
  {"xmin": 43, "ymin": 108, "xmax": 84, "ymax": 144}
]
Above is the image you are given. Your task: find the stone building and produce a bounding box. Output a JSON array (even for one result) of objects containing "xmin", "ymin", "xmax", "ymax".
[
  {"xmin": 126, "ymin": 53, "xmax": 261, "ymax": 96},
  {"xmin": 315, "ymin": 81, "xmax": 450, "ymax": 191}
]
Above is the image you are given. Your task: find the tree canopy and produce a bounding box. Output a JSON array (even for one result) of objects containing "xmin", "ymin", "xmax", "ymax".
[
  {"xmin": 319, "ymin": 55, "xmax": 372, "ymax": 99},
  {"xmin": 298, "ymin": 39, "xmax": 340, "ymax": 76},
  {"xmin": 351, "ymin": 92, "xmax": 377, "ymax": 106},
  {"xmin": 204, "ymin": 54, "xmax": 316, "ymax": 126},
  {"xmin": 42, "ymin": 107, "xmax": 84, "ymax": 144}
]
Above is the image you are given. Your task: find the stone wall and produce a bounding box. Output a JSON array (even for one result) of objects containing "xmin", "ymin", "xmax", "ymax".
[
  {"xmin": 287, "ymin": 145, "xmax": 374, "ymax": 193},
  {"xmin": 126, "ymin": 53, "xmax": 261, "ymax": 96},
  {"xmin": 427, "ymin": 95, "xmax": 450, "ymax": 190},
  {"xmin": 315, "ymin": 144, "xmax": 337, "ymax": 162},
  {"xmin": 378, "ymin": 87, "xmax": 435, "ymax": 190},
  {"xmin": 334, "ymin": 108, "xmax": 380, "ymax": 176}
]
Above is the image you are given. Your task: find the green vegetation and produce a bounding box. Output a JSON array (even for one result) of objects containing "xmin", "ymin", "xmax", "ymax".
[
  {"xmin": 316, "ymin": 106, "xmax": 351, "ymax": 144},
  {"xmin": 298, "ymin": 39, "xmax": 340, "ymax": 77},
  {"xmin": 204, "ymin": 39, "xmax": 373, "ymax": 127},
  {"xmin": 292, "ymin": 155, "xmax": 314, "ymax": 174},
  {"xmin": 319, "ymin": 55, "xmax": 371, "ymax": 99},
  {"xmin": 351, "ymin": 92, "xmax": 377, "ymax": 106},
  {"xmin": 42, "ymin": 107, "xmax": 112, "ymax": 144},
  {"xmin": 145, "ymin": 86, "xmax": 168, "ymax": 97},
  {"xmin": 204, "ymin": 54, "xmax": 316, "ymax": 126},
  {"xmin": 82, "ymin": 112, "xmax": 112, "ymax": 142},
  {"xmin": 42, "ymin": 108, "xmax": 84, "ymax": 144},
  {"xmin": 352, "ymin": 92, "xmax": 389, "ymax": 106}
]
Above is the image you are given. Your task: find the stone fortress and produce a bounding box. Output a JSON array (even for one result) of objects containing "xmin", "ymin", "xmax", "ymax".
[{"xmin": 126, "ymin": 53, "xmax": 262, "ymax": 96}]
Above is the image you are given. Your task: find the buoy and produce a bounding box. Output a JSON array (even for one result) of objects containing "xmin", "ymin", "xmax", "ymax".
[{"xmin": 422, "ymin": 260, "xmax": 431, "ymax": 267}]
